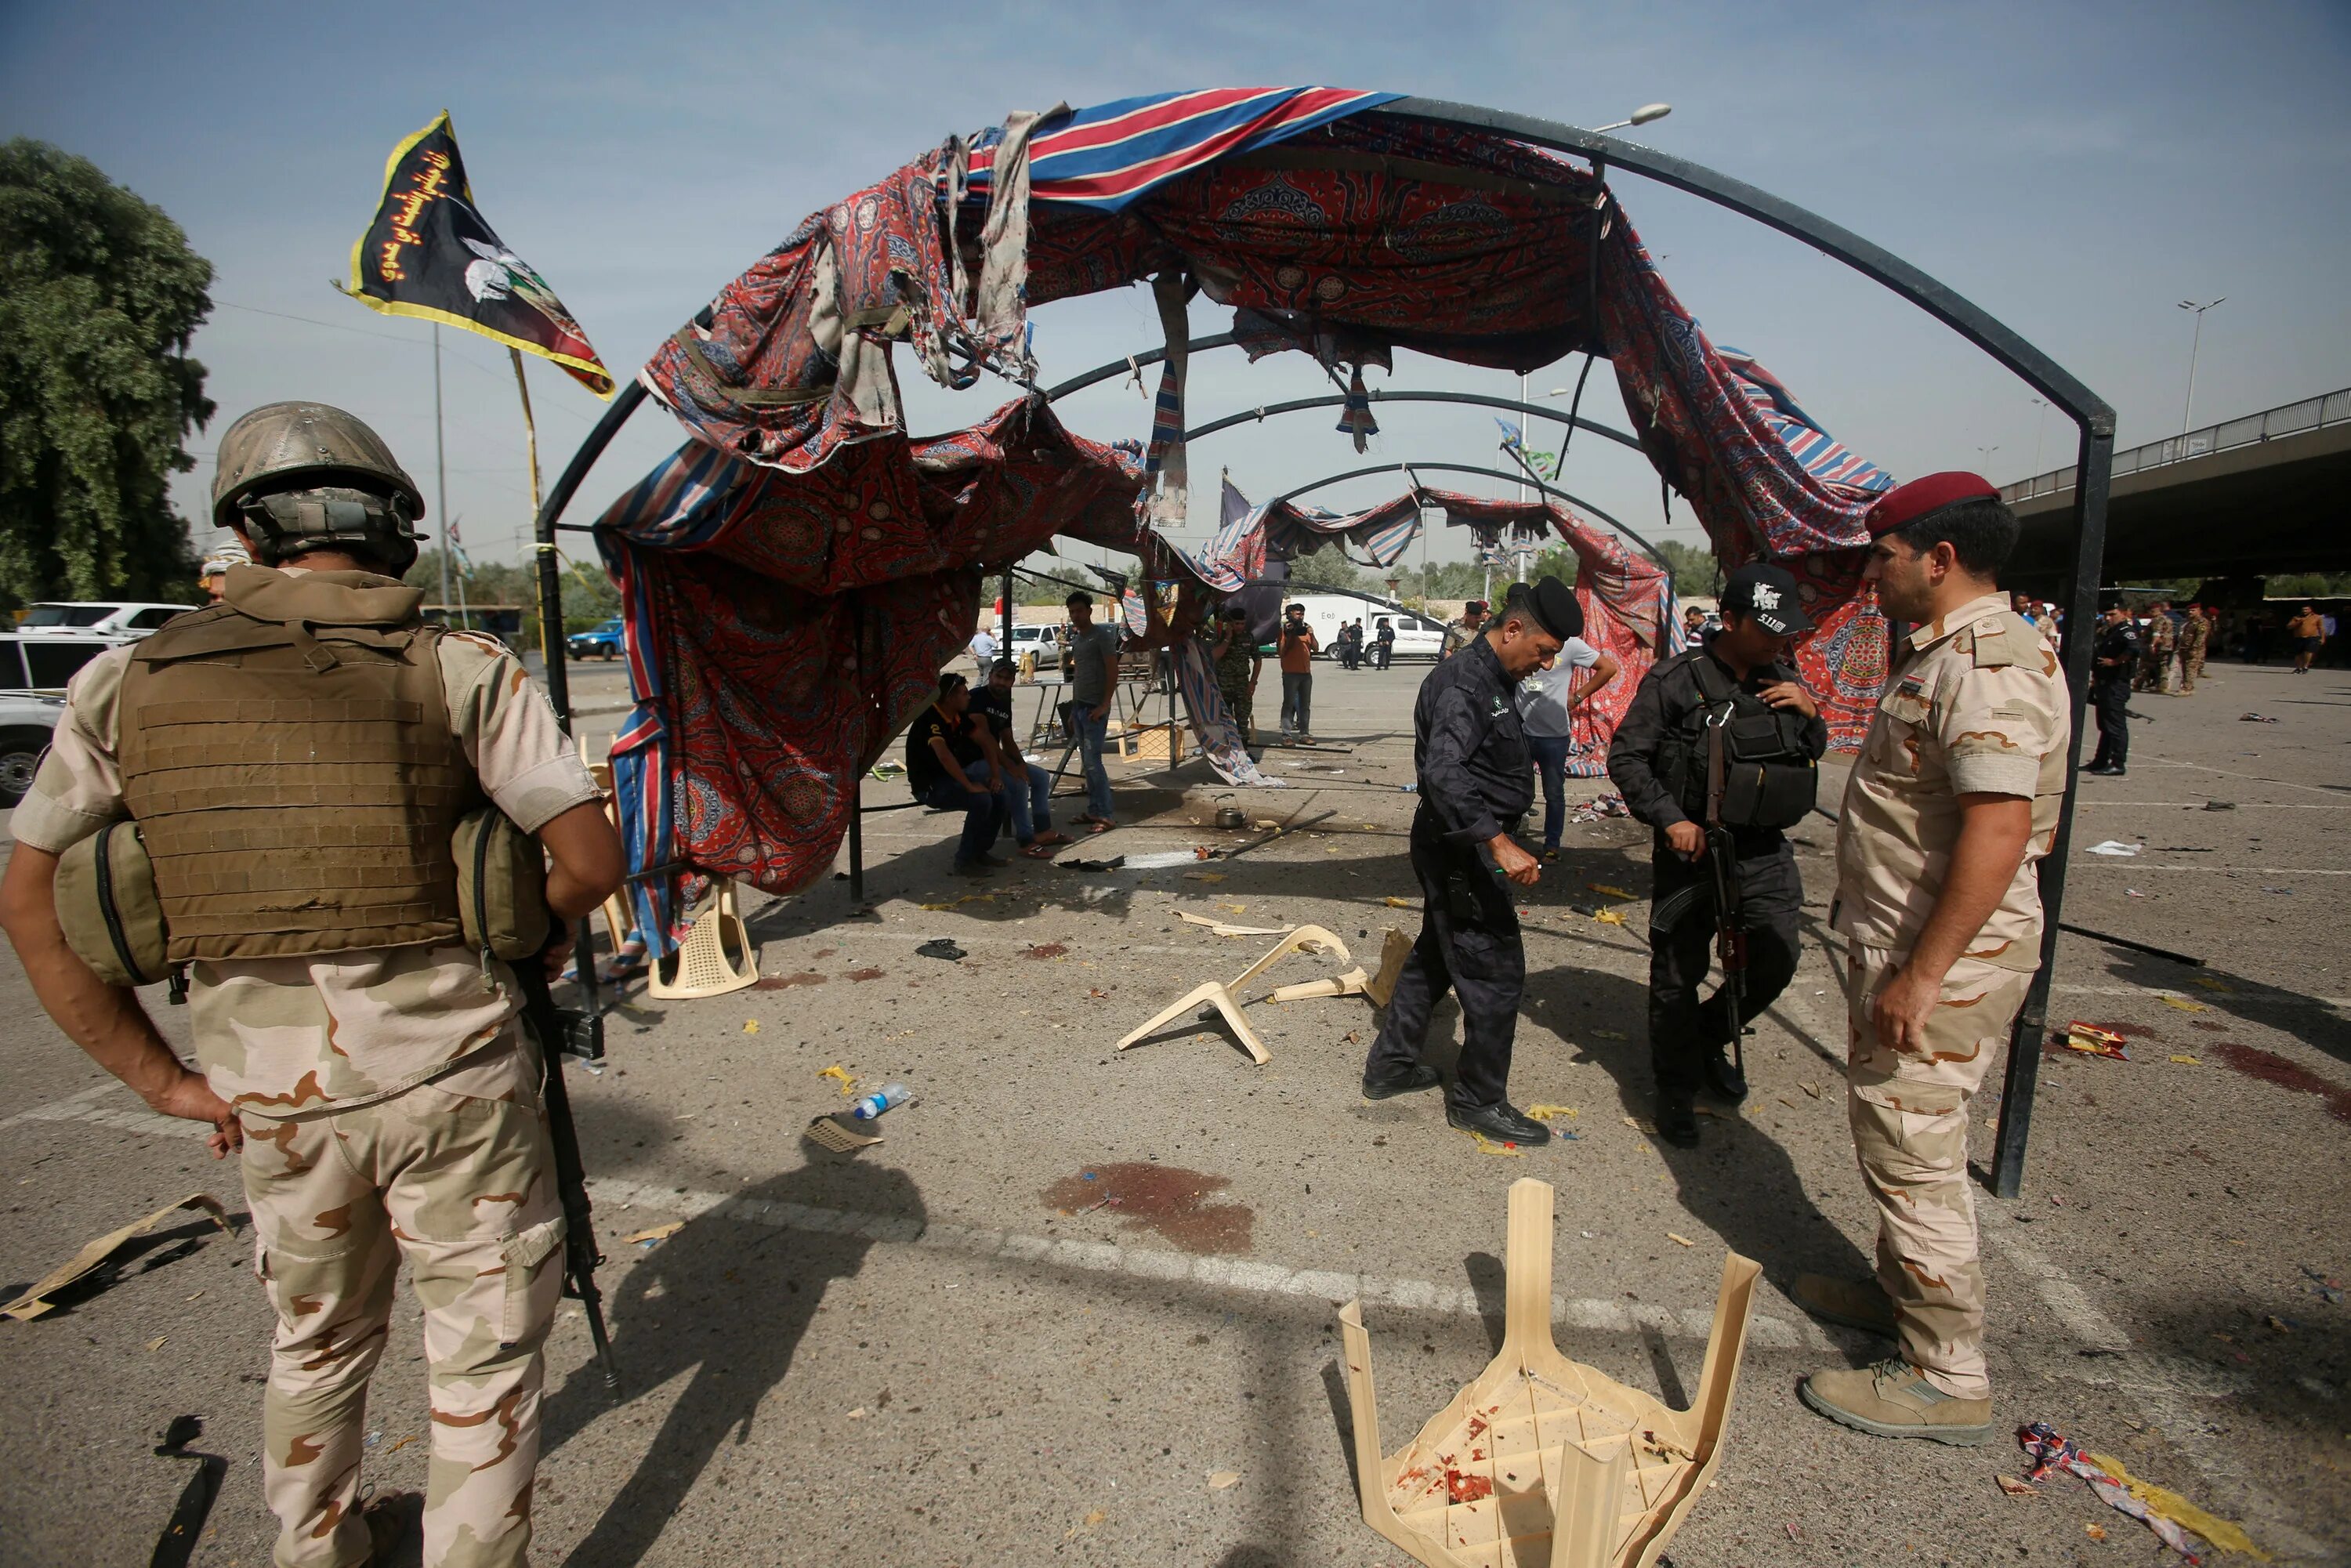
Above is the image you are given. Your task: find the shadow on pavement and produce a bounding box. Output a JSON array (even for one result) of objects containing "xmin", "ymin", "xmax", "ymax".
[{"xmin": 538, "ymin": 1157, "xmax": 926, "ymax": 1568}]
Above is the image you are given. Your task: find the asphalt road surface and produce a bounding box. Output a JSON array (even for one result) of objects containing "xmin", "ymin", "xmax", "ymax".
[{"xmin": 2, "ymin": 653, "xmax": 2344, "ymax": 1566}]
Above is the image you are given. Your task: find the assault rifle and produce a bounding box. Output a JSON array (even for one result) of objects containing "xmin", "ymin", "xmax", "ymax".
[
  {"xmin": 1701, "ymin": 708, "xmax": 1750, "ymax": 1081},
  {"xmin": 513, "ymin": 922, "xmax": 619, "ymax": 1392}
]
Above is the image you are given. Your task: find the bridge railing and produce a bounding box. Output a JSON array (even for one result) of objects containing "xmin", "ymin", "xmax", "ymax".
[{"xmin": 2001, "ymin": 386, "xmax": 2351, "ymax": 504}]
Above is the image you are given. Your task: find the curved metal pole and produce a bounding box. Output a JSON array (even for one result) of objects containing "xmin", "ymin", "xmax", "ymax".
[
  {"xmin": 1043, "ymin": 331, "xmax": 1236, "ymax": 402},
  {"xmin": 533, "ymin": 378, "xmax": 649, "ymax": 727},
  {"xmin": 1183, "ymin": 389, "xmax": 1645, "ymax": 454},
  {"xmin": 1277, "ymin": 459, "xmax": 1671, "ymax": 571}
]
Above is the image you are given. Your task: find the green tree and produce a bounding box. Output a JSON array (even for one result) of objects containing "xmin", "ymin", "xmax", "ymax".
[
  {"xmin": 1656, "ymin": 539, "xmax": 1719, "ymax": 597},
  {"xmin": 406, "ymin": 545, "xmax": 620, "ymax": 636},
  {"xmin": 0, "ymin": 139, "xmax": 213, "ymax": 605}
]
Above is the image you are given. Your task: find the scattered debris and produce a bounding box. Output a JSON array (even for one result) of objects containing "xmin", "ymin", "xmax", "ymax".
[
  {"xmin": 625, "ymin": 1221, "xmax": 686, "ymax": 1247},
  {"xmin": 1801, "ymin": 1081, "xmax": 1823, "ymax": 1099},
  {"xmin": 2237, "ymin": 712, "xmax": 2277, "ymax": 723},
  {"xmin": 1023, "ymin": 942, "xmax": 1070, "ymax": 958},
  {"xmin": 1465, "ymin": 1129, "xmax": 1527, "ymax": 1157},
  {"xmin": 2, "ymin": 1193, "xmax": 230, "ymax": 1322},
  {"xmin": 1525, "ymin": 1105, "xmax": 1578, "ymax": 1121},
  {"xmin": 1208, "ymin": 1470, "xmax": 1241, "ymax": 1490},
  {"xmin": 2191, "ymin": 977, "xmax": 2232, "ymax": 993},
  {"xmin": 1589, "ymin": 884, "xmax": 1636, "ymax": 900},
  {"xmin": 1666, "ymin": 1232, "xmax": 1695, "ymax": 1248},
  {"xmin": 2169, "ymin": 1055, "xmax": 2201, "ymax": 1065},
  {"xmin": 915, "ymin": 939, "xmax": 967, "ymax": 961},
  {"xmin": 1129, "ymin": 849, "xmax": 1215, "ymax": 870},
  {"xmin": 2201, "ymin": 800, "xmax": 2235, "ymax": 810},
  {"xmin": 2020, "ymin": 1420, "xmax": 2265, "ymax": 1562},
  {"xmin": 1995, "ymin": 1474, "xmax": 2038, "ymax": 1497},
  {"xmin": 1592, "ymin": 908, "xmax": 1628, "ymax": 927},
  {"xmin": 806, "ymin": 1114, "xmax": 885, "ymax": 1153},
  {"xmin": 2159, "ymin": 996, "xmax": 2208, "ymax": 1013},
  {"xmin": 2062, "ymin": 1023, "xmax": 2132, "ymax": 1061},
  {"xmin": 742, "ymin": 1019, "xmax": 760, "ymax": 1034},
  {"xmin": 145, "ymin": 1334, "xmax": 168, "ymax": 1353},
  {"xmin": 1057, "ymin": 855, "xmax": 1125, "ymax": 871},
  {"xmin": 1382, "ymin": 896, "xmax": 1412, "ymax": 908},
  {"xmin": 1180, "ymin": 871, "xmax": 1227, "ymax": 884},
  {"xmin": 1177, "ymin": 911, "xmax": 1292, "ymax": 938},
  {"xmin": 2085, "ymin": 840, "xmax": 2144, "ymax": 856}
]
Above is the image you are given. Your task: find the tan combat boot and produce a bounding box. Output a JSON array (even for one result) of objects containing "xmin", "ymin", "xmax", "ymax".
[
  {"xmin": 1791, "ymin": 1273, "xmax": 1896, "ymax": 1336},
  {"xmin": 1799, "ymin": 1358, "xmax": 1994, "ymax": 1444}
]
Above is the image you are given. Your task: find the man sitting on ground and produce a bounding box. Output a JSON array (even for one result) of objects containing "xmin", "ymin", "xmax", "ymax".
[
  {"xmin": 908, "ymin": 672, "xmax": 1008, "ymax": 878},
  {"xmin": 972, "ymin": 660, "xmax": 1067, "ymax": 860}
]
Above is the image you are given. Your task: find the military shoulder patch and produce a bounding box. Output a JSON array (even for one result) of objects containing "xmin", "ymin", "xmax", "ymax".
[{"xmin": 1967, "ymin": 613, "xmax": 2038, "ymax": 669}]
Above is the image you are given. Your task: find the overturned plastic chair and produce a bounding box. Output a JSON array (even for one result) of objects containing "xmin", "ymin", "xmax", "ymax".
[
  {"xmin": 1339, "ymin": 1178, "xmax": 1759, "ymax": 1568},
  {"xmin": 647, "ymin": 880, "xmax": 759, "ymax": 1000},
  {"xmin": 1114, "ymin": 925, "xmax": 1352, "ymax": 1065}
]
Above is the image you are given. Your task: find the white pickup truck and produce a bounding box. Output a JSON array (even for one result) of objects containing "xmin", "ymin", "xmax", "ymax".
[{"xmin": 0, "ymin": 688, "xmax": 64, "ymax": 806}]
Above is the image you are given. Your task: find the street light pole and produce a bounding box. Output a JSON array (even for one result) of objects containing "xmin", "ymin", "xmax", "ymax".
[{"xmin": 2178, "ymin": 296, "xmax": 2225, "ymax": 436}]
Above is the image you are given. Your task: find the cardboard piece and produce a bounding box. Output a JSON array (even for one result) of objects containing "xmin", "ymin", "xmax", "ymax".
[
  {"xmin": 649, "ymin": 880, "xmax": 759, "ymax": 999},
  {"xmin": 805, "ymin": 1114, "xmax": 883, "ymax": 1153},
  {"xmin": 2, "ymin": 1193, "xmax": 230, "ymax": 1322},
  {"xmin": 1116, "ymin": 925, "xmax": 1352, "ymax": 1065},
  {"xmin": 1339, "ymin": 1179, "xmax": 1759, "ymax": 1568}
]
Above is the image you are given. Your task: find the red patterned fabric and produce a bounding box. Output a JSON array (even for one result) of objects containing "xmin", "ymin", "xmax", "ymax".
[{"xmin": 604, "ymin": 94, "xmax": 1911, "ymax": 934}]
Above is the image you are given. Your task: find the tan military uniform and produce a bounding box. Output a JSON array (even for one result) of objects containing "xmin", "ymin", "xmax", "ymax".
[
  {"xmin": 12, "ymin": 570, "xmax": 599, "ymax": 1568},
  {"xmin": 1831, "ymin": 592, "xmax": 2069, "ymax": 1400},
  {"xmin": 2178, "ymin": 610, "xmax": 2209, "ymax": 691}
]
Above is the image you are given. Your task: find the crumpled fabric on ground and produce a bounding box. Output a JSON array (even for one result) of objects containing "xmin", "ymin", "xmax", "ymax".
[{"xmin": 2020, "ymin": 1421, "xmax": 2267, "ymax": 1563}]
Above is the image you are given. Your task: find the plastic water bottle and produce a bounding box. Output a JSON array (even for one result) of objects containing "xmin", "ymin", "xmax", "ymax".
[{"xmin": 849, "ymin": 1083, "xmax": 911, "ymax": 1121}]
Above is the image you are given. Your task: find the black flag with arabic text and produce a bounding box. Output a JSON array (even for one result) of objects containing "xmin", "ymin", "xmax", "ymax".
[{"xmin": 347, "ymin": 111, "xmax": 614, "ymax": 397}]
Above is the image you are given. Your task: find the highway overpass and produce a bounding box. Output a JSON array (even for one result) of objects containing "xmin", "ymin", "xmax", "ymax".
[{"xmin": 2002, "ymin": 386, "xmax": 2349, "ymax": 587}]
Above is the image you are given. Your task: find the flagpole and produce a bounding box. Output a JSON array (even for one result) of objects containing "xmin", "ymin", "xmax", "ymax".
[
  {"xmin": 509, "ymin": 348, "xmax": 547, "ymax": 664},
  {"xmin": 434, "ymin": 325, "xmax": 451, "ymax": 612}
]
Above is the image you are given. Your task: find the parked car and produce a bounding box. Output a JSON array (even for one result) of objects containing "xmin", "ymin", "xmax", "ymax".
[
  {"xmin": 0, "ymin": 688, "xmax": 65, "ymax": 806},
  {"xmin": 1006, "ymin": 623, "xmax": 1062, "ymax": 668},
  {"xmin": 16, "ymin": 601, "xmax": 194, "ymax": 637},
  {"xmin": 567, "ymin": 617, "xmax": 625, "ymax": 661},
  {"xmin": 0, "ymin": 632, "xmax": 123, "ymax": 693}
]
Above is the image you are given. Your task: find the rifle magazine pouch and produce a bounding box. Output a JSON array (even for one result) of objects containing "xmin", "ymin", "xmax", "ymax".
[
  {"xmin": 455, "ymin": 807, "xmax": 552, "ymax": 961},
  {"xmin": 56, "ymin": 821, "xmax": 172, "ymax": 988},
  {"xmin": 1720, "ymin": 750, "xmax": 1820, "ymax": 831}
]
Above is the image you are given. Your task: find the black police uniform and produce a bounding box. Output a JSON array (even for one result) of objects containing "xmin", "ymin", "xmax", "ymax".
[
  {"xmin": 1607, "ymin": 644, "xmax": 1827, "ymax": 1099},
  {"xmin": 1362, "ymin": 635, "xmax": 1534, "ymax": 1111},
  {"xmin": 2088, "ymin": 617, "xmax": 2140, "ymax": 772}
]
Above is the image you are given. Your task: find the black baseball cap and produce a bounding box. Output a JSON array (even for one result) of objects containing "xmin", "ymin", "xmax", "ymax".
[{"xmin": 1720, "ymin": 563, "xmax": 1813, "ymax": 636}]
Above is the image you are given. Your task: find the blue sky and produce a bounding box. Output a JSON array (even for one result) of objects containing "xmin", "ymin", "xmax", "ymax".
[{"xmin": 4, "ymin": 0, "xmax": 2346, "ymax": 575}]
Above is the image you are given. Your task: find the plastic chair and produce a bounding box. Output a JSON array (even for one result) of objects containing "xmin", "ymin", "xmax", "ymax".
[{"xmin": 647, "ymin": 881, "xmax": 759, "ymax": 1000}]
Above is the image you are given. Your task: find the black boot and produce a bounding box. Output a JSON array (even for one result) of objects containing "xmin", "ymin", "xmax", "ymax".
[
  {"xmin": 1361, "ymin": 1063, "xmax": 1441, "ymax": 1100},
  {"xmin": 1702, "ymin": 1048, "xmax": 1748, "ymax": 1103},
  {"xmin": 1656, "ymin": 1091, "xmax": 1699, "ymax": 1147},
  {"xmin": 1447, "ymin": 1099, "xmax": 1552, "ymax": 1146}
]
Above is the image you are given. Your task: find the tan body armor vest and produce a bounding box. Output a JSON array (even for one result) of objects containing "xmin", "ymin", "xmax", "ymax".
[{"xmin": 118, "ymin": 566, "xmax": 477, "ymax": 961}]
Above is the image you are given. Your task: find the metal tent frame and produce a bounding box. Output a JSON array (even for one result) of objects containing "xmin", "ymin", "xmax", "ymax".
[{"xmin": 529, "ymin": 100, "xmax": 2113, "ymax": 1197}]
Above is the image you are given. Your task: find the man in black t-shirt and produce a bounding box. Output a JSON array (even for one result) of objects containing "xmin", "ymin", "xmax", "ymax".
[
  {"xmin": 907, "ymin": 672, "xmax": 1008, "ymax": 876},
  {"xmin": 971, "ymin": 661, "xmax": 1067, "ymax": 859}
]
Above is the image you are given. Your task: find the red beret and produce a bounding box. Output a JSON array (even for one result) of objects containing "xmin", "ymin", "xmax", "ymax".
[{"xmin": 1864, "ymin": 471, "xmax": 2000, "ymax": 538}]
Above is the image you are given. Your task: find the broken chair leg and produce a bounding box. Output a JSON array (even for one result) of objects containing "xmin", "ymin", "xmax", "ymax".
[
  {"xmin": 1268, "ymin": 966, "xmax": 1370, "ymax": 1002},
  {"xmin": 1113, "ymin": 981, "xmax": 1271, "ymax": 1064},
  {"xmin": 1364, "ymin": 927, "xmax": 1412, "ymax": 1009}
]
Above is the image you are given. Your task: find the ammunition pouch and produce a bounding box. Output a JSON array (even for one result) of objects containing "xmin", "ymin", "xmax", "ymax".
[
  {"xmin": 56, "ymin": 821, "xmax": 171, "ymax": 988},
  {"xmin": 454, "ymin": 806, "xmax": 552, "ymax": 963},
  {"xmin": 1713, "ymin": 711, "xmax": 1819, "ymax": 831}
]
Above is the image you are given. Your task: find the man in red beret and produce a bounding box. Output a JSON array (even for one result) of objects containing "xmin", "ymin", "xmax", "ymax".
[{"xmin": 1795, "ymin": 473, "xmax": 2070, "ymax": 1445}]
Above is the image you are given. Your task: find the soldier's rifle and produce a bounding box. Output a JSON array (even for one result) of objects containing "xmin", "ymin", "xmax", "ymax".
[
  {"xmin": 513, "ymin": 943, "xmax": 619, "ymax": 1392},
  {"xmin": 1701, "ymin": 707, "xmax": 1749, "ymax": 1080}
]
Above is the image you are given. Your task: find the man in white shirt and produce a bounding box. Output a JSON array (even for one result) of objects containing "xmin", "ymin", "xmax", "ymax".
[
  {"xmin": 968, "ymin": 625, "xmax": 999, "ymax": 673},
  {"xmin": 1512, "ymin": 596, "xmax": 1621, "ymax": 860}
]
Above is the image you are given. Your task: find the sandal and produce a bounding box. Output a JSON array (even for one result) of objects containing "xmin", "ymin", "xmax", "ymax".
[
  {"xmin": 1085, "ymin": 818, "xmax": 1115, "ymax": 834},
  {"xmin": 1016, "ymin": 842, "xmax": 1054, "ymax": 860},
  {"xmin": 1031, "ymin": 830, "xmax": 1070, "ymax": 846}
]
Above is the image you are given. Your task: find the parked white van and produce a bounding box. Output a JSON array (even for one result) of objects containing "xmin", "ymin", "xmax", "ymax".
[
  {"xmin": 1281, "ymin": 594, "xmax": 1448, "ymax": 661},
  {"xmin": 16, "ymin": 601, "xmax": 194, "ymax": 637}
]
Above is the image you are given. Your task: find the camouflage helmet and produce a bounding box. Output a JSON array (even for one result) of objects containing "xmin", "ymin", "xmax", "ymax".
[{"xmin": 211, "ymin": 401, "xmax": 427, "ymax": 571}]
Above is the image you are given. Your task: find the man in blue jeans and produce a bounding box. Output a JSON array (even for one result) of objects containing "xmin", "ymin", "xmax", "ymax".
[
  {"xmin": 907, "ymin": 672, "xmax": 1007, "ymax": 877},
  {"xmin": 1063, "ymin": 592, "xmax": 1122, "ymax": 831},
  {"xmin": 971, "ymin": 660, "xmax": 1067, "ymax": 860},
  {"xmin": 1511, "ymin": 592, "xmax": 1620, "ymax": 861}
]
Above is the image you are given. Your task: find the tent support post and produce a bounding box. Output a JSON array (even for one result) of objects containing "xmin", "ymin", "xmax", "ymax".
[
  {"xmin": 532, "ymin": 378, "xmax": 648, "ymax": 727},
  {"xmin": 1991, "ymin": 418, "xmax": 2112, "ymax": 1198}
]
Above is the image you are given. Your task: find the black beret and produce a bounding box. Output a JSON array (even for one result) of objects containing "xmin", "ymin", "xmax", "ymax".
[{"xmin": 1520, "ymin": 575, "xmax": 1583, "ymax": 640}]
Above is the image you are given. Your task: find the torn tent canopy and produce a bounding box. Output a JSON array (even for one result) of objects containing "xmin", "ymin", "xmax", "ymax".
[{"xmin": 603, "ymin": 88, "xmax": 1902, "ymax": 948}]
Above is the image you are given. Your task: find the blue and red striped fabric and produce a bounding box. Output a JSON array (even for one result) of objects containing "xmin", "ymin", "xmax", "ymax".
[
  {"xmin": 1717, "ymin": 346, "xmax": 1895, "ymax": 495},
  {"xmin": 965, "ymin": 87, "xmax": 1401, "ymax": 211}
]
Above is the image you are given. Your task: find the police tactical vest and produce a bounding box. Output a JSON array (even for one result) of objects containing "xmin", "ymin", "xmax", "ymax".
[
  {"xmin": 116, "ymin": 566, "xmax": 476, "ymax": 961},
  {"xmin": 1661, "ymin": 654, "xmax": 1817, "ymax": 830}
]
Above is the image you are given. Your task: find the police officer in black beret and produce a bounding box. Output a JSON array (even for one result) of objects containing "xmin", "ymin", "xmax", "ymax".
[
  {"xmin": 1360, "ymin": 577, "xmax": 1574, "ymax": 1146},
  {"xmin": 1608, "ymin": 563, "xmax": 1827, "ymax": 1146}
]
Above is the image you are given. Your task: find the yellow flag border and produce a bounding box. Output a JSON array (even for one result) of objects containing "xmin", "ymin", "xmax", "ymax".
[{"xmin": 345, "ymin": 110, "xmax": 617, "ymax": 400}]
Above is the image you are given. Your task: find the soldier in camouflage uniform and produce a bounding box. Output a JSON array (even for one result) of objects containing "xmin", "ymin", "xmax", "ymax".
[
  {"xmin": 0, "ymin": 404, "xmax": 623, "ymax": 1567},
  {"xmin": 1209, "ymin": 603, "xmax": 1261, "ymax": 754},
  {"xmin": 1791, "ymin": 473, "xmax": 2069, "ymax": 1446},
  {"xmin": 2176, "ymin": 603, "xmax": 2210, "ymax": 693}
]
